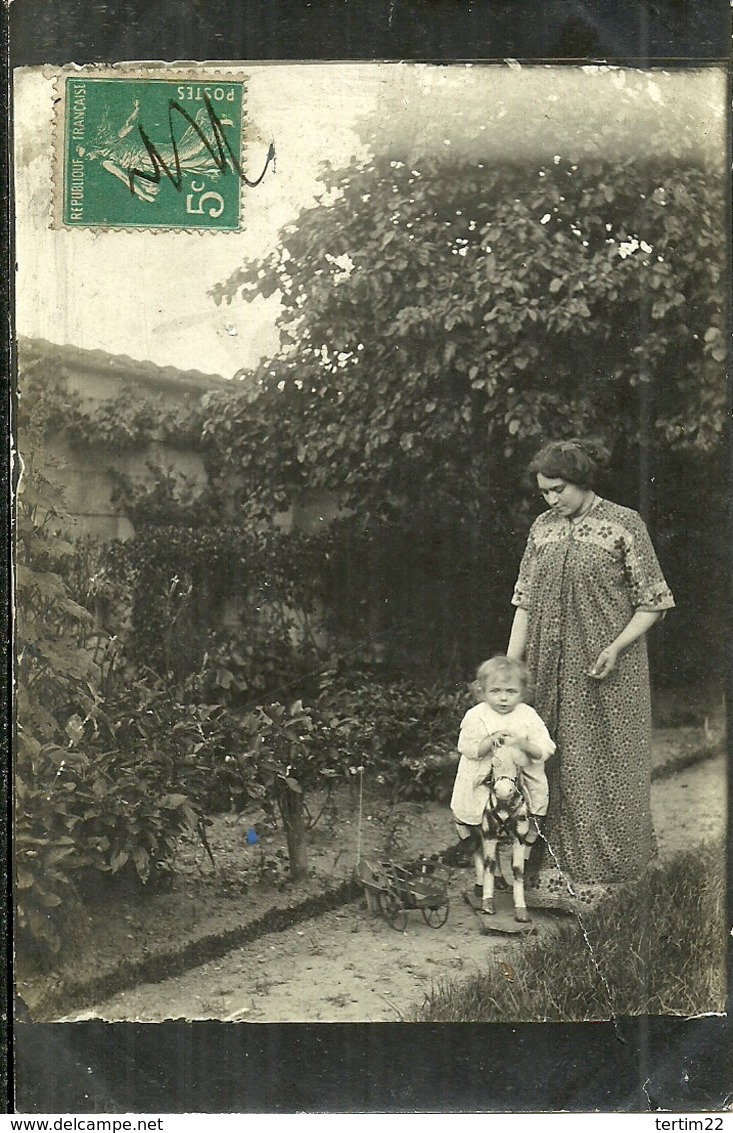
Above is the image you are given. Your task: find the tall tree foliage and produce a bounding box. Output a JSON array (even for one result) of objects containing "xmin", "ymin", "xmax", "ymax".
[
  {"xmin": 211, "ymin": 154, "xmax": 725, "ymax": 512},
  {"xmin": 207, "ymin": 151, "xmax": 726, "ymax": 680}
]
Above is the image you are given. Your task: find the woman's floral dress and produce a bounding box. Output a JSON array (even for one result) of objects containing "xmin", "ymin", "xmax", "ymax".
[{"xmin": 511, "ymin": 498, "xmax": 675, "ymax": 908}]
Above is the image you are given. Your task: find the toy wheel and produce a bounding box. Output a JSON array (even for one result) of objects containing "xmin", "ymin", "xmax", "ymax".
[
  {"xmin": 379, "ymin": 891, "xmax": 408, "ymax": 931},
  {"xmin": 421, "ymin": 902, "xmax": 449, "ymax": 928}
]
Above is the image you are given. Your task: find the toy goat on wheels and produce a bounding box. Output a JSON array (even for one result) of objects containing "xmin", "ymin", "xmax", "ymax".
[{"xmin": 479, "ymin": 738, "xmax": 541, "ymax": 925}]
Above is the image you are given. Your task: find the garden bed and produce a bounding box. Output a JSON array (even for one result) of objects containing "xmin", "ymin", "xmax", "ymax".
[{"xmin": 18, "ymin": 776, "xmax": 459, "ymax": 1019}]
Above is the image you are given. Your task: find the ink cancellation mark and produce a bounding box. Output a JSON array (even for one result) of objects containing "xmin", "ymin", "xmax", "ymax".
[{"xmin": 62, "ymin": 76, "xmax": 261, "ymax": 231}]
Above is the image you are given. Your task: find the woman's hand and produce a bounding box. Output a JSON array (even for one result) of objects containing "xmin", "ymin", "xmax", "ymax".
[
  {"xmin": 589, "ymin": 645, "xmax": 620, "ymax": 680},
  {"xmin": 589, "ymin": 611, "xmax": 662, "ymax": 680}
]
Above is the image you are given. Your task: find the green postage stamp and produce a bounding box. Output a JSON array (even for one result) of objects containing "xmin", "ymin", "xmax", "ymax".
[{"xmin": 59, "ymin": 72, "xmax": 260, "ymax": 230}]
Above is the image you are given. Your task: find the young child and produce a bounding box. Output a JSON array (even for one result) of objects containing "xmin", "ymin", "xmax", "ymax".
[{"xmin": 451, "ymin": 655, "xmax": 555, "ymax": 903}]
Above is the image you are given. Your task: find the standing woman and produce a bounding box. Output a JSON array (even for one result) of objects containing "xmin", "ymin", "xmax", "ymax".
[{"xmin": 507, "ymin": 439, "xmax": 675, "ymax": 909}]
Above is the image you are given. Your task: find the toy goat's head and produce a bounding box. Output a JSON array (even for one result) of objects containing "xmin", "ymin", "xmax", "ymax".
[{"xmin": 491, "ymin": 741, "xmax": 527, "ymax": 801}]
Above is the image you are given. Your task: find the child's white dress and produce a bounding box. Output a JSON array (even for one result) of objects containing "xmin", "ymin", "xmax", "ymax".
[{"xmin": 451, "ymin": 702, "xmax": 555, "ymax": 827}]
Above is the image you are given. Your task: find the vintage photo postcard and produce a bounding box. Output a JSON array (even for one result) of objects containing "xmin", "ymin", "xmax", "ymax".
[{"xmin": 12, "ymin": 61, "xmax": 728, "ymax": 1035}]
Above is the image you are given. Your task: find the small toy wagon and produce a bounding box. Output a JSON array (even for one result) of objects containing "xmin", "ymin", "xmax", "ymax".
[{"xmin": 356, "ymin": 856, "xmax": 451, "ymax": 931}]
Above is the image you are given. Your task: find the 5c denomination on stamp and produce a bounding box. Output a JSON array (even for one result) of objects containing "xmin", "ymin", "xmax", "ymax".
[{"xmin": 59, "ymin": 71, "xmax": 272, "ymax": 230}]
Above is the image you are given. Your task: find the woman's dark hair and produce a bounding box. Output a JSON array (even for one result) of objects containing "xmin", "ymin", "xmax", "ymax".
[{"xmin": 527, "ymin": 438, "xmax": 611, "ymax": 490}]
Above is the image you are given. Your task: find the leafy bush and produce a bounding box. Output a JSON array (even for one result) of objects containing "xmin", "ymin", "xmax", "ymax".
[
  {"xmin": 312, "ymin": 671, "xmax": 471, "ymax": 803},
  {"xmin": 15, "ymin": 736, "xmax": 95, "ymax": 958},
  {"xmin": 104, "ymin": 514, "xmax": 330, "ymax": 689},
  {"xmin": 14, "ymin": 453, "xmax": 203, "ymax": 960},
  {"xmin": 180, "ymin": 673, "xmax": 470, "ymax": 878},
  {"xmin": 183, "ymin": 667, "xmax": 472, "ymax": 818},
  {"xmin": 15, "ymin": 451, "xmax": 98, "ymax": 956}
]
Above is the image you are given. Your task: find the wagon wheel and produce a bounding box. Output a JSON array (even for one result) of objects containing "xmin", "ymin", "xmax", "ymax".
[
  {"xmin": 378, "ymin": 890, "xmax": 408, "ymax": 931},
  {"xmin": 421, "ymin": 900, "xmax": 449, "ymax": 928}
]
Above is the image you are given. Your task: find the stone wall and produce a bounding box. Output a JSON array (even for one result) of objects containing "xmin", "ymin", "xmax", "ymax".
[{"xmin": 18, "ymin": 337, "xmax": 231, "ymax": 541}]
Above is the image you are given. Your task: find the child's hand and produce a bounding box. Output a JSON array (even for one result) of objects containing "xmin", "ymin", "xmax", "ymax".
[
  {"xmin": 511, "ymin": 735, "xmax": 545, "ymax": 760},
  {"xmin": 491, "ymin": 731, "xmax": 512, "ymax": 748}
]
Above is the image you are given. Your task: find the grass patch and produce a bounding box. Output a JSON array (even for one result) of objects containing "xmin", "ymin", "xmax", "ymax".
[{"xmin": 411, "ymin": 840, "xmax": 727, "ymax": 1022}]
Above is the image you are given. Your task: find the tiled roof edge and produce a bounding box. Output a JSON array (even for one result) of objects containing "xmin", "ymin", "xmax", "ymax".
[{"xmin": 16, "ymin": 336, "xmax": 232, "ymax": 392}]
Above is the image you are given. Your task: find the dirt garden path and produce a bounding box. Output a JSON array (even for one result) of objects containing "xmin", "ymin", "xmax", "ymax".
[{"xmin": 58, "ymin": 741, "xmax": 726, "ymax": 1024}]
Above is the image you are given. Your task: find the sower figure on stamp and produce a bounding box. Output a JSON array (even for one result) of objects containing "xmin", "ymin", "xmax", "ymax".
[
  {"xmin": 450, "ymin": 656, "xmax": 555, "ymax": 923},
  {"xmin": 85, "ymin": 99, "xmax": 234, "ymax": 202}
]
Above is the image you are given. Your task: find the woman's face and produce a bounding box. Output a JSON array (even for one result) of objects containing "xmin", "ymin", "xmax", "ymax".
[{"xmin": 536, "ymin": 473, "xmax": 589, "ymax": 519}]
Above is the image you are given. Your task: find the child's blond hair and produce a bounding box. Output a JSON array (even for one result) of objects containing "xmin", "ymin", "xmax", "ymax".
[{"xmin": 472, "ymin": 655, "xmax": 531, "ymax": 703}]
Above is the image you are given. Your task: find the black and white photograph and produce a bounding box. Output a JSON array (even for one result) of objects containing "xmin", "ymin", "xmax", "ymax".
[{"xmin": 10, "ymin": 50, "xmax": 729, "ymax": 1054}]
